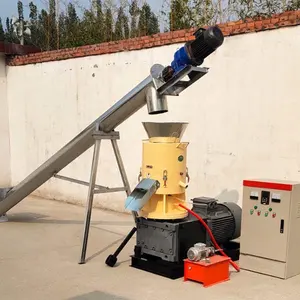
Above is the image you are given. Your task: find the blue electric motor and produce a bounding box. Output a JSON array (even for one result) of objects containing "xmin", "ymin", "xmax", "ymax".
[{"xmin": 162, "ymin": 26, "xmax": 224, "ymax": 81}]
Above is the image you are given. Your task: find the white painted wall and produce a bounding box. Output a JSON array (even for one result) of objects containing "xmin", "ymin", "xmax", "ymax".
[
  {"xmin": 0, "ymin": 54, "xmax": 11, "ymax": 187},
  {"xmin": 6, "ymin": 26, "xmax": 300, "ymax": 212}
]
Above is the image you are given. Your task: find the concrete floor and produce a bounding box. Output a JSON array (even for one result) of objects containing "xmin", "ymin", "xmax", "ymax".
[{"xmin": 1, "ymin": 197, "xmax": 300, "ymax": 300}]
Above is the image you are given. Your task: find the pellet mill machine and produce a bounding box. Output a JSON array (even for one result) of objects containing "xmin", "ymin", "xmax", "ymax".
[
  {"xmin": 112, "ymin": 121, "xmax": 242, "ymax": 279},
  {"xmin": 0, "ymin": 25, "xmax": 241, "ymax": 279}
]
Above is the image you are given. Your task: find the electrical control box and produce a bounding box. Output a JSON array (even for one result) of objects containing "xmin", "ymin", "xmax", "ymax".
[{"xmin": 240, "ymin": 179, "xmax": 300, "ymax": 279}]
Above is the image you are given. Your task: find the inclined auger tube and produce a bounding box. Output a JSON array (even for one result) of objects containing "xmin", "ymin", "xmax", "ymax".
[{"xmin": 0, "ymin": 75, "xmax": 155, "ymax": 216}]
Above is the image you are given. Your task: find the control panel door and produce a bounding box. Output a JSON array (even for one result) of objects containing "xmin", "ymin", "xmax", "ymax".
[{"xmin": 241, "ymin": 188, "xmax": 291, "ymax": 262}]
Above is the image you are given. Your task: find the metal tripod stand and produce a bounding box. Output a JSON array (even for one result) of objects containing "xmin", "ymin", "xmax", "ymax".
[{"xmin": 54, "ymin": 124, "xmax": 137, "ymax": 264}]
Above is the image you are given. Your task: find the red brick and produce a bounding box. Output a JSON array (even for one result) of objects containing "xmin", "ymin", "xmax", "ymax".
[
  {"xmin": 227, "ymin": 21, "xmax": 237, "ymax": 26},
  {"xmin": 151, "ymin": 33, "xmax": 160, "ymax": 38},
  {"xmin": 247, "ymin": 22, "xmax": 255, "ymax": 29},
  {"xmin": 161, "ymin": 34, "xmax": 170, "ymax": 40},
  {"xmin": 235, "ymin": 20, "xmax": 243, "ymax": 25},
  {"xmin": 288, "ymin": 19, "xmax": 298, "ymax": 25},
  {"xmin": 279, "ymin": 21, "xmax": 293, "ymax": 26},
  {"xmin": 173, "ymin": 37, "xmax": 186, "ymax": 43},
  {"xmin": 271, "ymin": 18, "xmax": 280, "ymax": 24},
  {"xmin": 178, "ymin": 30, "xmax": 186, "ymax": 38},
  {"xmin": 188, "ymin": 27, "xmax": 196, "ymax": 33},
  {"xmin": 232, "ymin": 28, "xmax": 241, "ymax": 34},
  {"xmin": 288, "ymin": 14, "xmax": 296, "ymax": 21},
  {"xmin": 266, "ymin": 24, "xmax": 277, "ymax": 29},
  {"xmin": 280, "ymin": 15, "xmax": 289, "ymax": 21},
  {"xmin": 245, "ymin": 17, "xmax": 254, "ymax": 23},
  {"xmin": 263, "ymin": 19, "xmax": 271, "ymax": 24},
  {"xmin": 255, "ymin": 23, "xmax": 263, "ymax": 30},
  {"xmin": 221, "ymin": 29, "xmax": 231, "ymax": 36},
  {"xmin": 144, "ymin": 43, "xmax": 154, "ymax": 48},
  {"xmin": 155, "ymin": 41, "xmax": 164, "ymax": 46}
]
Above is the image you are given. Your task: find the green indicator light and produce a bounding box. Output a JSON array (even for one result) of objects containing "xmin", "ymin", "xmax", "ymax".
[
  {"xmin": 269, "ymin": 208, "xmax": 272, "ymax": 212},
  {"xmin": 178, "ymin": 155, "xmax": 184, "ymax": 162},
  {"xmin": 265, "ymin": 212, "xmax": 269, "ymax": 217},
  {"xmin": 254, "ymin": 206, "xmax": 258, "ymax": 210},
  {"xmin": 250, "ymin": 209, "xmax": 254, "ymax": 215}
]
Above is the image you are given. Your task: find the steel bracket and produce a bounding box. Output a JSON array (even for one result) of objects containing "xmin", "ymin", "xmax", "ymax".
[
  {"xmin": 0, "ymin": 188, "xmax": 12, "ymax": 222},
  {"xmin": 157, "ymin": 66, "xmax": 208, "ymax": 96},
  {"xmin": 0, "ymin": 214, "xmax": 8, "ymax": 223},
  {"xmin": 55, "ymin": 128, "xmax": 137, "ymax": 265}
]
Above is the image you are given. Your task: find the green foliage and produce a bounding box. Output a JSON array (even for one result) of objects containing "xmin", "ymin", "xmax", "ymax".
[
  {"xmin": 115, "ymin": 6, "xmax": 129, "ymax": 40},
  {"xmin": 85, "ymin": 0, "xmax": 105, "ymax": 43},
  {"xmin": 5, "ymin": 17, "xmax": 18, "ymax": 43},
  {"xmin": 169, "ymin": 0, "xmax": 191, "ymax": 30},
  {"xmin": 0, "ymin": 18, "xmax": 4, "ymax": 41},
  {"xmin": 259, "ymin": 0, "xmax": 282, "ymax": 16},
  {"xmin": 18, "ymin": 1, "xmax": 24, "ymax": 22},
  {"xmin": 190, "ymin": 0, "xmax": 215, "ymax": 26},
  {"xmin": 149, "ymin": 12, "xmax": 160, "ymax": 34},
  {"xmin": 229, "ymin": 0, "xmax": 257, "ymax": 19},
  {"xmin": 104, "ymin": 8, "xmax": 113, "ymax": 42},
  {"xmin": 138, "ymin": 3, "xmax": 160, "ymax": 36},
  {"xmin": 64, "ymin": 3, "xmax": 81, "ymax": 47},
  {"xmin": 49, "ymin": 0, "xmax": 58, "ymax": 49},
  {"xmin": 229, "ymin": 0, "xmax": 284, "ymax": 20},
  {"xmin": 29, "ymin": 2, "xmax": 39, "ymax": 46},
  {"xmin": 285, "ymin": 0, "xmax": 300, "ymax": 10},
  {"xmin": 167, "ymin": 0, "xmax": 217, "ymax": 30},
  {"xmin": 129, "ymin": 0, "xmax": 140, "ymax": 37},
  {"xmin": 81, "ymin": 10, "xmax": 97, "ymax": 45}
]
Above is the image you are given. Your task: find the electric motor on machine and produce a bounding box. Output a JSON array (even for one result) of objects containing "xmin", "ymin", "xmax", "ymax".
[
  {"xmin": 191, "ymin": 197, "xmax": 242, "ymax": 245},
  {"xmin": 187, "ymin": 243, "xmax": 215, "ymax": 262}
]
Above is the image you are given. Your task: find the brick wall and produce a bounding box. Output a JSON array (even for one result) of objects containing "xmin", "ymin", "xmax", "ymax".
[{"xmin": 7, "ymin": 10, "xmax": 300, "ymax": 67}]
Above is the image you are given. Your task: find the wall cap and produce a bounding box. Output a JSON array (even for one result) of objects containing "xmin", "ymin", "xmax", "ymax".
[{"xmin": 7, "ymin": 10, "xmax": 300, "ymax": 66}]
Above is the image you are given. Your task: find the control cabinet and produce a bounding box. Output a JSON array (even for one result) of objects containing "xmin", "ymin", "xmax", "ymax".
[{"xmin": 240, "ymin": 179, "xmax": 300, "ymax": 279}]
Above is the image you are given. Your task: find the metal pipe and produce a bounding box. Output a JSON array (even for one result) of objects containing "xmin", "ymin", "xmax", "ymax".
[
  {"xmin": 54, "ymin": 174, "xmax": 126, "ymax": 194},
  {"xmin": 0, "ymin": 75, "xmax": 154, "ymax": 215},
  {"xmin": 79, "ymin": 138, "xmax": 101, "ymax": 264}
]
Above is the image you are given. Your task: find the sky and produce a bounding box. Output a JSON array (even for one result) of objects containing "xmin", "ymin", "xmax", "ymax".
[{"xmin": 0, "ymin": 0, "xmax": 165, "ymax": 23}]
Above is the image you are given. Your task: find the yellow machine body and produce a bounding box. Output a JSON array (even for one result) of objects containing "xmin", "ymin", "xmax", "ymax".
[{"xmin": 139, "ymin": 136, "xmax": 189, "ymax": 220}]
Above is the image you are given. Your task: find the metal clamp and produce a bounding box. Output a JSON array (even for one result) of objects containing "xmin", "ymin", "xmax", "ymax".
[
  {"xmin": 186, "ymin": 167, "xmax": 190, "ymax": 183},
  {"xmin": 138, "ymin": 169, "xmax": 142, "ymax": 182},
  {"xmin": 163, "ymin": 170, "xmax": 168, "ymax": 187}
]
